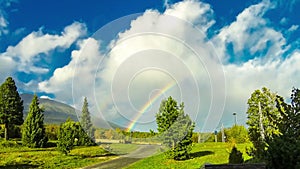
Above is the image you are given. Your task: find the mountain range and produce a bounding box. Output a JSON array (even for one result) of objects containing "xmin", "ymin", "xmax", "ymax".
[{"xmin": 20, "ymin": 93, "xmax": 123, "ymax": 129}]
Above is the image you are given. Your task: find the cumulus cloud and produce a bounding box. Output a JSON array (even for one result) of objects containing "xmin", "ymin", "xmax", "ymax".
[
  {"xmin": 213, "ymin": 0, "xmax": 286, "ymax": 62},
  {"xmin": 39, "ymin": 37, "xmax": 101, "ymax": 96},
  {"xmin": 38, "ymin": 0, "xmax": 225, "ymax": 132},
  {"xmin": 38, "ymin": 0, "xmax": 300, "ymax": 132},
  {"xmin": 0, "ymin": 22, "xmax": 87, "ymax": 82}
]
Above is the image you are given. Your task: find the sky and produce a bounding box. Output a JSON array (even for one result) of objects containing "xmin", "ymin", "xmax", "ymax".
[{"xmin": 0, "ymin": 0, "xmax": 300, "ymax": 132}]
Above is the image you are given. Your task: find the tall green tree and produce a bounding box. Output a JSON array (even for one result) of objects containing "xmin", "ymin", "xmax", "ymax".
[
  {"xmin": 22, "ymin": 94, "xmax": 48, "ymax": 148},
  {"xmin": 0, "ymin": 77, "xmax": 23, "ymax": 140},
  {"xmin": 246, "ymin": 87, "xmax": 281, "ymax": 160},
  {"xmin": 156, "ymin": 96, "xmax": 194, "ymax": 160},
  {"xmin": 80, "ymin": 97, "xmax": 94, "ymax": 139},
  {"xmin": 266, "ymin": 88, "xmax": 300, "ymax": 169}
]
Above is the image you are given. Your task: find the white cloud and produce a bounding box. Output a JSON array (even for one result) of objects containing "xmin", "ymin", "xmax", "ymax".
[
  {"xmin": 38, "ymin": 37, "xmax": 102, "ymax": 106},
  {"xmin": 213, "ymin": 0, "xmax": 286, "ymax": 62},
  {"xmin": 0, "ymin": 0, "xmax": 18, "ymax": 36},
  {"xmin": 38, "ymin": 0, "xmax": 300, "ymax": 132},
  {"xmin": 39, "ymin": 0, "xmax": 223, "ymax": 131},
  {"xmin": 40, "ymin": 95, "xmax": 53, "ymax": 100},
  {"xmin": 288, "ymin": 25, "xmax": 299, "ymax": 32},
  {"xmin": 0, "ymin": 22, "xmax": 87, "ymax": 82}
]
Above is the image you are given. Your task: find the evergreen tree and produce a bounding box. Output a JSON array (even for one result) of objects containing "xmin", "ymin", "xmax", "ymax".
[
  {"xmin": 229, "ymin": 146, "xmax": 244, "ymax": 164},
  {"xmin": 156, "ymin": 96, "xmax": 194, "ymax": 160},
  {"xmin": 80, "ymin": 97, "xmax": 94, "ymax": 139},
  {"xmin": 22, "ymin": 94, "xmax": 47, "ymax": 148},
  {"xmin": 0, "ymin": 77, "xmax": 23, "ymax": 140}
]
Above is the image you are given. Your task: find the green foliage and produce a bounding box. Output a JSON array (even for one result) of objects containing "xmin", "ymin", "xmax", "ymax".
[
  {"xmin": 45, "ymin": 124, "xmax": 60, "ymax": 140},
  {"xmin": 22, "ymin": 94, "xmax": 48, "ymax": 148},
  {"xmin": 80, "ymin": 97, "xmax": 94, "ymax": 140},
  {"xmin": 265, "ymin": 88, "xmax": 300, "ymax": 169},
  {"xmin": 57, "ymin": 119, "xmax": 95, "ymax": 155},
  {"xmin": 246, "ymin": 87, "xmax": 281, "ymax": 160},
  {"xmin": 156, "ymin": 96, "xmax": 195, "ymax": 160},
  {"xmin": 0, "ymin": 124, "xmax": 21, "ymax": 138},
  {"xmin": 57, "ymin": 119, "xmax": 77, "ymax": 155},
  {"xmin": 0, "ymin": 77, "xmax": 24, "ymax": 140},
  {"xmin": 229, "ymin": 146, "xmax": 244, "ymax": 164},
  {"xmin": 225, "ymin": 125, "xmax": 249, "ymax": 143}
]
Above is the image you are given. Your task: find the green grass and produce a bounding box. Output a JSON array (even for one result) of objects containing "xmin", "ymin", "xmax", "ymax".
[
  {"xmin": 125, "ymin": 142, "xmax": 252, "ymax": 169},
  {"xmin": 0, "ymin": 141, "xmax": 115, "ymax": 169},
  {"xmin": 109, "ymin": 143, "xmax": 139, "ymax": 155},
  {"xmin": 0, "ymin": 140, "xmax": 140, "ymax": 169}
]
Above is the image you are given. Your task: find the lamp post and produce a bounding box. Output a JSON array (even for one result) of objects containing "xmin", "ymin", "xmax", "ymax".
[{"xmin": 233, "ymin": 112, "xmax": 237, "ymax": 125}]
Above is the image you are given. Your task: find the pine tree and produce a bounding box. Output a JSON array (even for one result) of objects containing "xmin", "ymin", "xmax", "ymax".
[
  {"xmin": 156, "ymin": 96, "xmax": 194, "ymax": 160},
  {"xmin": 22, "ymin": 94, "xmax": 47, "ymax": 148},
  {"xmin": 80, "ymin": 97, "xmax": 94, "ymax": 140},
  {"xmin": 0, "ymin": 77, "xmax": 24, "ymax": 140}
]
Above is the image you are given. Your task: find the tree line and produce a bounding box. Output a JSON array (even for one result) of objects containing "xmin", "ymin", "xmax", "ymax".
[{"xmin": 0, "ymin": 77, "xmax": 95, "ymax": 155}]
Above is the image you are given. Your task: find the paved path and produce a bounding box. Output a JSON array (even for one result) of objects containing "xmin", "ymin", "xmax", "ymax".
[{"xmin": 83, "ymin": 144, "xmax": 160, "ymax": 169}]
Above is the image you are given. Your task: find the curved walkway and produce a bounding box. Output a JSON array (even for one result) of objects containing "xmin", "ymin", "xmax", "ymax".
[{"xmin": 83, "ymin": 144, "xmax": 160, "ymax": 169}]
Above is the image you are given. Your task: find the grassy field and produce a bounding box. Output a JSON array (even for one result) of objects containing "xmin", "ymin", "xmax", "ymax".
[
  {"xmin": 125, "ymin": 142, "xmax": 252, "ymax": 169},
  {"xmin": 0, "ymin": 141, "xmax": 138, "ymax": 169}
]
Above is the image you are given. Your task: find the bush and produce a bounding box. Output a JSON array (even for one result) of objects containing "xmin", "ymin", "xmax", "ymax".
[
  {"xmin": 0, "ymin": 140, "xmax": 21, "ymax": 147},
  {"xmin": 57, "ymin": 119, "xmax": 95, "ymax": 155},
  {"xmin": 45, "ymin": 124, "xmax": 59, "ymax": 140},
  {"xmin": 229, "ymin": 146, "xmax": 244, "ymax": 164}
]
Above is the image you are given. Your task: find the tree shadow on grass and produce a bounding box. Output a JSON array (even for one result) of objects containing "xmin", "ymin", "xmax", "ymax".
[
  {"xmin": 190, "ymin": 150, "xmax": 214, "ymax": 159},
  {"xmin": 0, "ymin": 164, "xmax": 39, "ymax": 169},
  {"xmin": 74, "ymin": 152, "xmax": 117, "ymax": 158}
]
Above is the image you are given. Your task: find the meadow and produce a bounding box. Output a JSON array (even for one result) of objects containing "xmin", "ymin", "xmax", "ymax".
[
  {"xmin": 125, "ymin": 142, "xmax": 252, "ymax": 169},
  {"xmin": 0, "ymin": 140, "xmax": 138, "ymax": 169}
]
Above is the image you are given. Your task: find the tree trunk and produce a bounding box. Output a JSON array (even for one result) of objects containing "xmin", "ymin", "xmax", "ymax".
[{"xmin": 4, "ymin": 123, "xmax": 8, "ymax": 140}]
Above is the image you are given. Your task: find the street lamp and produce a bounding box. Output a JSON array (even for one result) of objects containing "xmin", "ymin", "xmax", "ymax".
[{"xmin": 233, "ymin": 112, "xmax": 237, "ymax": 125}]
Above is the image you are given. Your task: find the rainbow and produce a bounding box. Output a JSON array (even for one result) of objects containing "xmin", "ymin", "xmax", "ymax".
[{"xmin": 126, "ymin": 82, "xmax": 176, "ymax": 132}]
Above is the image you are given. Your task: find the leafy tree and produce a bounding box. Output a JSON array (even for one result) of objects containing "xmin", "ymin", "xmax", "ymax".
[
  {"xmin": 229, "ymin": 146, "xmax": 244, "ymax": 164},
  {"xmin": 246, "ymin": 87, "xmax": 281, "ymax": 160},
  {"xmin": 156, "ymin": 96, "xmax": 194, "ymax": 160},
  {"xmin": 225, "ymin": 125, "xmax": 249, "ymax": 143},
  {"xmin": 22, "ymin": 94, "xmax": 48, "ymax": 148},
  {"xmin": 80, "ymin": 97, "xmax": 94, "ymax": 140},
  {"xmin": 265, "ymin": 88, "xmax": 300, "ymax": 169},
  {"xmin": 0, "ymin": 77, "xmax": 24, "ymax": 140},
  {"xmin": 57, "ymin": 118, "xmax": 77, "ymax": 155},
  {"xmin": 57, "ymin": 118, "xmax": 95, "ymax": 155}
]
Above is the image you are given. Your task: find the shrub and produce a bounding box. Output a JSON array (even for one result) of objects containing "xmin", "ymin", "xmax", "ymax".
[{"xmin": 229, "ymin": 146, "xmax": 244, "ymax": 164}]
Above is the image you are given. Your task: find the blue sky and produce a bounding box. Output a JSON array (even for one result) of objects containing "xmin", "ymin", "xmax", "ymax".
[{"xmin": 0, "ymin": 0, "xmax": 300, "ymax": 131}]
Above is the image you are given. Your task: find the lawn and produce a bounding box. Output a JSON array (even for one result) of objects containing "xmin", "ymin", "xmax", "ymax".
[
  {"xmin": 0, "ymin": 141, "xmax": 138, "ymax": 169},
  {"xmin": 125, "ymin": 142, "xmax": 252, "ymax": 169}
]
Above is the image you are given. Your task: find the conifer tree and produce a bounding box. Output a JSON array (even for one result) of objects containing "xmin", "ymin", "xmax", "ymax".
[
  {"xmin": 80, "ymin": 97, "xmax": 94, "ymax": 139},
  {"xmin": 22, "ymin": 94, "xmax": 47, "ymax": 148},
  {"xmin": 0, "ymin": 77, "xmax": 23, "ymax": 140}
]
